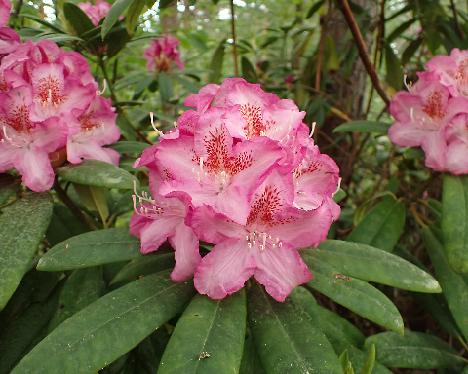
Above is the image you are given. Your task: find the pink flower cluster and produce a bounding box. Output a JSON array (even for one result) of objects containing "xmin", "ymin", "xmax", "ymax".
[
  {"xmin": 0, "ymin": 20, "xmax": 120, "ymax": 191},
  {"xmin": 144, "ymin": 35, "xmax": 184, "ymax": 73},
  {"xmin": 78, "ymin": 0, "xmax": 111, "ymax": 26},
  {"xmin": 131, "ymin": 78, "xmax": 340, "ymax": 302},
  {"xmin": 389, "ymin": 48, "xmax": 468, "ymax": 174}
]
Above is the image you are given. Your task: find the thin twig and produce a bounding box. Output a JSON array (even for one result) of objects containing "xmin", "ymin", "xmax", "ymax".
[
  {"xmin": 54, "ymin": 181, "xmax": 98, "ymax": 230},
  {"xmin": 337, "ymin": 0, "xmax": 390, "ymax": 106},
  {"xmin": 230, "ymin": 0, "xmax": 239, "ymax": 76},
  {"xmin": 449, "ymin": 0, "xmax": 464, "ymax": 39}
]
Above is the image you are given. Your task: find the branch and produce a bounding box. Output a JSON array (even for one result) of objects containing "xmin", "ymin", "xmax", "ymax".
[
  {"xmin": 230, "ymin": 0, "xmax": 239, "ymax": 76},
  {"xmin": 449, "ymin": 0, "xmax": 464, "ymax": 39},
  {"xmin": 337, "ymin": 0, "xmax": 390, "ymax": 106}
]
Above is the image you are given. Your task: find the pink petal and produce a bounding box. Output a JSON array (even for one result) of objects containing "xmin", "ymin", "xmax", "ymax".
[
  {"xmin": 135, "ymin": 216, "xmax": 181, "ymax": 254},
  {"xmin": 194, "ymin": 239, "xmax": 255, "ymax": 300},
  {"xmin": 420, "ymin": 130, "xmax": 448, "ymax": 171},
  {"xmin": 253, "ymin": 244, "xmax": 312, "ymax": 302},
  {"xmin": 14, "ymin": 148, "xmax": 55, "ymax": 192},
  {"xmin": 169, "ymin": 223, "xmax": 201, "ymax": 281},
  {"xmin": 447, "ymin": 141, "xmax": 468, "ymax": 175}
]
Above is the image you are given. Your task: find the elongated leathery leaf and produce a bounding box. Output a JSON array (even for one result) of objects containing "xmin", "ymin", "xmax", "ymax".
[
  {"xmin": 159, "ymin": 291, "xmax": 246, "ymax": 373},
  {"xmin": 422, "ymin": 227, "xmax": 468, "ymax": 341},
  {"xmin": 48, "ymin": 268, "xmax": 105, "ymax": 331},
  {"xmin": 333, "ymin": 120, "xmax": 391, "ymax": 134},
  {"xmin": 365, "ymin": 331, "xmax": 466, "ymax": 369},
  {"xmin": 248, "ymin": 283, "xmax": 342, "ymax": 374},
  {"xmin": 57, "ymin": 160, "xmax": 136, "ymax": 190},
  {"xmin": 37, "ymin": 228, "xmax": 141, "ymax": 271},
  {"xmin": 12, "ymin": 272, "xmax": 194, "ymax": 374},
  {"xmin": 442, "ymin": 175, "xmax": 468, "ymax": 273},
  {"xmin": 110, "ymin": 252, "xmax": 174, "ymax": 285},
  {"xmin": 0, "ymin": 193, "xmax": 53, "ymax": 310},
  {"xmin": 310, "ymin": 240, "xmax": 441, "ymax": 293},
  {"xmin": 347, "ymin": 196, "xmax": 406, "ymax": 252},
  {"xmin": 304, "ymin": 256, "xmax": 404, "ymax": 334}
]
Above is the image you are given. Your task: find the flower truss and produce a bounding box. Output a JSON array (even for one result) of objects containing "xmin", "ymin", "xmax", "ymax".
[
  {"xmin": 131, "ymin": 78, "xmax": 341, "ymax": 301},
  {"xmin": 0, "ymin": 1, "xmax": 120, "ymax": 192},
  {"xmin": 144, "ymin": 35, "xmax": 184, "ymax": 73},
  {"xmin": 389, "ymin": 48, "xmax": 468, "ymax": 175}
]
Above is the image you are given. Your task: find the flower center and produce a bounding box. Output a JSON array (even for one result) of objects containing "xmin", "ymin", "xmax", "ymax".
[
  {"xmin": 422, "ymin": 91, "xmax": 446, "ymax": 119},
  {"xmin": 3, "ymin": 104, "xmax": 34, "ymax": 133},
  {"xmin": 245, "ymin": 230, "xmax": 283, "ymax": 251},
  {"xmin": 192, "ymin": 126, "xmax": 253, "ymax": 189},
  {"xmin": 240, "ymin": 104, "xmax": 274, "ymax": 138},
  {"xmin": 155, "ymin": 54, "xmax": 171, "ymax": 72},
  {"xmin": 80, "ymin": 114, "xmax": 101, "ymax": 131},
  {"xmin": 37, "ymin": 75, "xmax": 65, "ymax": 106}
]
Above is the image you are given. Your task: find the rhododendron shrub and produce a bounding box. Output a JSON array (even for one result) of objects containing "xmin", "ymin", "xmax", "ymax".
[
  {"xmin": 0, "ymin": 38, "xmax": 120, "ymax": 192},
  {"xmin": 389, "ymin": 49, "xmax": 468, "ymax": 175},
  {"xmin": 130, "ymin": 78, "xmax": 340, "ymax": 301},
  {"xmin": 144, "ymin": 35, "xmax": 184, "ymax": 72}
]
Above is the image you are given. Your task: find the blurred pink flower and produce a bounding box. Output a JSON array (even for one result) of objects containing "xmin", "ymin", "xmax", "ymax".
[
  {"xmin": 389, "ymin": 71, "xmax": 468, "ymax": 171},
  {"xmin": 446, "ymin": 114, "xmax": 468, "ymax": 175},
  {"xmin": 0, "ymin": 0, "xmax": 10, "ymax": 27},
  {"xmin": 144, "ymin": 35, "xmax": 183, "ymax": 72},
  {"xmin": 78, "ymin": 0, "xmax": 111, "ymax": 26},
  {"xmin": 0, "ymin": 37, "xmax": 120, "ymax": 191},
  {"xmin": 0, "ymin": 27, "xmax": 18, "ymax": 60},
  {"xmin": 131, "ymin": 78, "xmax": 341, "ymax": 301},
  {"xmin": 427, "ymin": 48, "xmax": 468, "ymax": 97}
]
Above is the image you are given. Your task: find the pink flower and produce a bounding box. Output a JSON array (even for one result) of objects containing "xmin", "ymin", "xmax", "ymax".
[
  {"xmin": 427, "ymin": 48, "xmax": 468, "ymax": 97},
  {"xmin": 446, "ymin": 114, "xmax": 468, "ymax": 175},
  {"xmin": 152, "ymin": 108, "xmax": 285, "ymax": 224},
  {"xmin": 144, "ymin": 35, "xmax": 183, "ymax": 72},
  {"xmin": 131, "ymin": 78, "xmax": 341, "ymax": 301},
  {"xmin": 67, "ymin": 96, "xmax": 120, "ymax": 165},
  {"xmin": 190, "ymin": 171, "xmax": 336, "ymax": 301},
  {"xmin": 0, "ymin": 86, "xmax": 67, "ymax": 192},
  {"xmin": 130, "ymin": 189, "xmax": 201, "ymax": 282},
  {"xmin": 389, "ymin": 71, "xmax": 468, "ymax": 171},
  {"xmin": 78, "ymin": 0, "xmax": 111, "ymax": 26},
  {"xmin": 0, "ymin": 37, "xmax": 120, "ymax": 191},
  {"xmin": 0, "ymin": 0, "xmax": 11, "ymax": 27},
  {"xmin": 0, "ymin": 27, "xmax": 19, "ymax": 61}
]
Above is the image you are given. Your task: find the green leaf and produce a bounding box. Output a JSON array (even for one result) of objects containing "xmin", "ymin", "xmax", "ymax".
[
  {"xmin": 290, "ymin": 287, "xmax": 364, "ymax": 353},
  {"xmin": 12, "ymin": 272, "xmax": 194, "ymax": 374},
  {"xmin": 125, "ymin": 0, "xmax": 145, "ymax": 34},
  {"xmin": 304, "ymin": 257, "xmax": 404, "ymax": 334},
  {"xmin": 384, "ymin": 44, "xmax": 403, "ymax": 90},
  {"xmin": 339, "ymin": 350, "xmax": 355, "ymax": 374},
  {"xmin": 333, "ymin": 121, "xmax": 391, "ymax": 134},
  {"xmin": 347, "ymin": 196, "xmax": 406, "ymax": 252},
  {"xmin": 386, "ymin": 19, "xmax": 415, "ymax": 43},
  {"xmin": 159, "ymin": 72, "xmax": 173, "ymax": 102},
  {"xmin": 46, "ymin": 204, "xmax": 88, "ymax": 247},
  {"xmin": 365, "ymin": 331, "xmax": 466, "ymax": 369},
  {"xmin": 48, "ymin": 268, "xmax": 104, "ymax": 331},
  {"xmin": 101, "ymin": 0, "xmax": 133, "ymax": 39},
  {"xmin": 0, "ymin": 288, "xmax": 59, "ymax": 373},
  {"xmin": 110, "ymin": 252, "xmax": 175, "ymax": 285},
  {"xmin": 248, "ymin": 283, "xmax": 342, "ymax": 374},
  {"xmin": 57, "ymin": 160, "xmax": 136, "ymax": 190},
  {"xmin": 442, "ymin": 175, "xmax": 468, "ymax": 273},
  {"xmin": 208, "ymin": 40, "xmax": 225, "ymax": 83},
  {"xmin": 239, "ymin": 333, "xmax": 265, "ymax": 374},
  {"xmin": 37, "ymin": 228, "xmax": 140, "ymax": 271},
  {"xmin": 401, "ymin": 37, "xmax": 423, "ymax": 65},
  {"xmin": 62, "ymin": 2, "xmax": 95, "ymax": 36},
  {"xmin": 159, "ymin": 291, "xmax": 246, "ymax": 373},
  {"xmin": 361, "ymin": 344, "xmax": 376, "ymax": 374},
  {"xmin": 241, "ymin": 56, "xmax": 257, "ymax": 83},
  {"xmin": 347, "ymin": 346, "xmax": 392, "ymax": 374},
  {"xmin": 0, "ymin": 193, "xmax": 53, "ymax": 310},
  {"xmin": 306, "ymin": 0, "xmax": 325, "ymax": 18},
  {"xmin": 309, "ymin": 240, "xmax": 441, "ymax": 293},
  {"xmin": 422, "ymin": 227, "xmax": 468, "ymax": 341},
  {"xmin": 110, "ymin": 141, "xmax": 150, "ymax": 156}
]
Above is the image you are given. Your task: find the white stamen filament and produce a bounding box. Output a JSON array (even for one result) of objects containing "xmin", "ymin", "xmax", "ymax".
[
  {"xmin": 403, "ymin": 74, "xmax": 413, "ymax": 92},
  {"xmin": 98, "ymin": 79, "xmax": 107, "ymax": 95},
  {"xmin": 309, "ymin": 122, "xmax": 317, "ymax": 138},
  {"xmin": 245, "ymin": 231, "xmax": 283, "ymax": 251},
  {"xmin": 332, "ymin": 177, "xmax": 342, "ymax": 197},
  {"xmin": 150, "ymin": 112, "xmax": 162, "ymax": 136}
]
